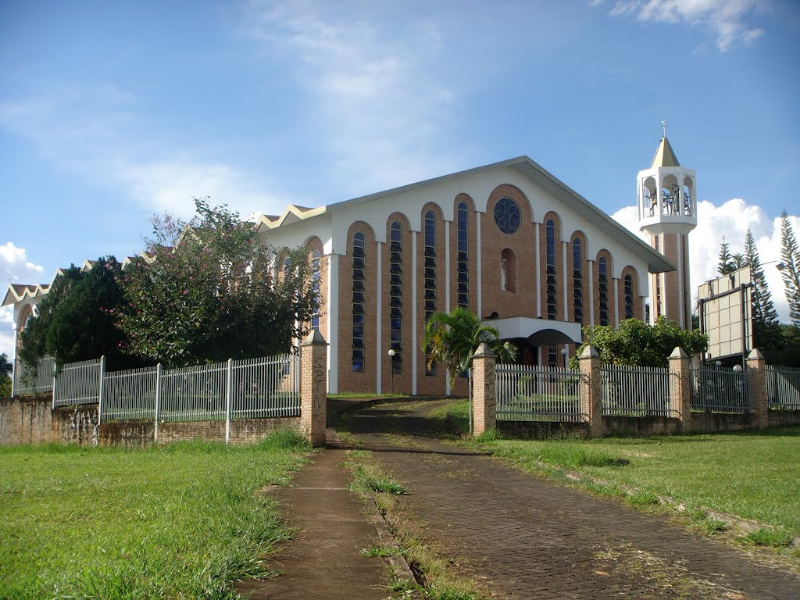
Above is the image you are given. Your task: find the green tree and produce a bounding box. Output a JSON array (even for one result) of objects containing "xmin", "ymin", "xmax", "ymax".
[
  {"xmin": 422, "ymin": 307, "xmax": 517, "ymax": 387},
  {"xmin": 0, "ymin": 353, "xmax": 11, "ymax": 397},
  {"xmin": 744, "ymin": 229, "xmax": 779, "ymax": 326},
  {"xmin": 18, "ymin": 259, "xmax": 130, "ymax": 370},
  {"xmin": 718, "ymin": 237, "xmax": 736, "ymax": 275},
  {"xmin": 18, "ymin": 266, "xmax": 83, "ymax": 367},
  {"xmin": 118, "ymin": 199, "xmax": 318, "ymax": 367},
  {"xmin": 572, "ymin": 317, "xmax": 708, "ymax": 368},
  {"xmin": 779, "ymin": 209, "xmax": 800, "ymax": 326}
]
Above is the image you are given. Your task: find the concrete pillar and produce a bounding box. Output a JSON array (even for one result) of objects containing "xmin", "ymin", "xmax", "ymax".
[
  {"xmin": 578, "ymin": 345, "xmax": 603, "ymax": 437},
  {"xmin": 747, "ymin": 348, "xmax": 768, "ymax": 430},
  {"xmin": 471, "ymin": 343, "xmax": 496, "ymax": 436},
  {"xmin": 301, "ymin": 329, "xmax": 328, "ymax": 446},
  {"xmin": 669, "ymin": 347, "xmax": 692, "ymax": 432}
]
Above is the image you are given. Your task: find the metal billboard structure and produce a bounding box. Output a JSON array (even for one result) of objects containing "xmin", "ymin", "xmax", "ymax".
[{"xmin": 697, "ymin": 267, "xmax": 753, "ymax": 361}]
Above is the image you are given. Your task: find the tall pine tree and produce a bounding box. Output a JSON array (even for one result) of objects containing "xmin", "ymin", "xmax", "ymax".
[
  {"xmin": 779, "ymin": 209, "xmax": 800, "ymax": 326},
  {"xmin": 718, "ymin": 237, "xmax": 736, "ymax": 275},
  {"xmin": 744, "ymin": 229, "xmax": 779, "ymax": 326}
]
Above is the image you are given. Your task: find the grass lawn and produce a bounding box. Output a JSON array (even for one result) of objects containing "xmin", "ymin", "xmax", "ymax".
[
  {"xmin": 0, "ymin": 431, "xmax": 310, "ymax": 600},
  {"xmin": 480, "ymin": 421, "xmax": 800, "ymax": 540}
]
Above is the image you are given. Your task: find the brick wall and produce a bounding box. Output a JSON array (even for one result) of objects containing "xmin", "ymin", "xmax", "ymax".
[
  {"xmin": 417, "ymin": 202, "xmax": 448, "ymax": 395},
  {"xmin": 497, "ymin": 412, "xmax": 800, "ymax": 439},
  {"xmin": 1, "ymin": 395, "xmax": 301, "ymax": 447},
  {"xmin": 482, "ymin": 185, "xmax": 538, "ymax": 321},
  {"xmin": 338, "ymin": 221, "xmax": 378, "ymax": 394},
  {"xmin": 0, "ymin": 396, "xmax": 99, "ymax": 446}
]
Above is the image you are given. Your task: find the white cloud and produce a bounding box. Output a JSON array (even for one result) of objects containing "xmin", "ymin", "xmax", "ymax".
[
  {"xmin": 0, "ymin": 90, "xmax": 288, "ymax": 221},
  {"xmin": 242, "ymin": 1, "xmax": 460, "ymax": 194},
  {"xmin": 597, "ymin": 0, "xmax": 768, "ymax": 52},
  {"xmin": 0, "ymin": 242, "xmax": 46, "ymax": 360},
  {"xmin": 115, "ymin": 159, "xmax": 285, "ymax": 220},
  {"xmin": 612, "ymin": 199, "xmax": 799, "ymax": 323}
]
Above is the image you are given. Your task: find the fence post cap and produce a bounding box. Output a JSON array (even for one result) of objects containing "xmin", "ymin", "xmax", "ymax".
[
  {"xmin": 747, "ymin": 348, "xmax": 764, "ymax": 360},
  {"xmin": 579, "ymin": 345, "xmax": 599, "ymax": 359},
  {"xmin": 473, "ymin": 342, "xmax": 496, "ymax": 358},
  {"xmin": 669, "ymin": 347, "xmax": 688, "ymax": 359},
  {"xmin": 302, "ymin": 329, "xmax": 328, "ymax": 347}
]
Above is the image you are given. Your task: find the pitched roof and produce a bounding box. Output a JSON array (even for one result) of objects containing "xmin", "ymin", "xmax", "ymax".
[
  {"xmin": 2, "ymin": 283, "xmax": 50, "ymax": 307},
  {"xmin": 651, "ymin": 136, "xmax": 680, "ymax": 168},
  {"xmin": 256, "ymin": 155, "xmax": 675, "ymax": 273}
]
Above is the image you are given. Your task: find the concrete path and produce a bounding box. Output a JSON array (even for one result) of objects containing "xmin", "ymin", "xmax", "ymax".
[
  {"xmin": 235, "ymin": 447, "xmax": 389, "ymax": 600},
  {"xmin": 342, "ymin": 399, "xmax": 800, "ymax": 600}
]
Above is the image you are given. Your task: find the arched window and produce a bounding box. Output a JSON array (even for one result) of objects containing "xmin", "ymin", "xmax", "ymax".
[
  {"xmin": 624, "ymin": 274, "xmax": 634, "ymax": 320},
  {"xmin": 424, "ymin": 211, "xmax": 437, "ymax": 376},
  {"xmin": 457, "ymin": 202, "xmax": 469, "ymax": 309},
  {"xmin": 599, "ymin": 256, "xmax": 609, "ymax": 326},
  {"xmin": 352, "ymin": 232, "xmax": 366, "ymax": 373},
  {"xmin": 501, "ymin": 249, "xmax": 516, "ymax": 293},
  {"xmin": 311, "ymin": 250, "xmax": 321, "ymax": 331},
  {"xmin": 546, "ymin": 220, "xmax": 557, "ymax": 320},
  {"xmin": 390, "ymin": 221, "xmax": 402, "ymax": 375},
  {"xmin": 572, "ymin": 238, "xmax": 583, "ymax": 324}
]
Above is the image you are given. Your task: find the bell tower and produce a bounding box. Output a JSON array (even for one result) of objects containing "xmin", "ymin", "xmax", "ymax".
[{"xmin": 638, "ymin": 124, "xmax": 697, "ymax": 330}]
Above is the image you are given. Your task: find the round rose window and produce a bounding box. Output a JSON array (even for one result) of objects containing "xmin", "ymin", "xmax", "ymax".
[{"xmin": 494, "ymin": 197, "xmax": 521, "ymax": 235}]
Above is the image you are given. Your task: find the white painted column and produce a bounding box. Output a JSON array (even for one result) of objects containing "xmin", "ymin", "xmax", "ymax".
[
  {"xmin": 677, "ymin": 232, "xmax": 685, "ymax": 329},
  {"xmin": 613, "ymin": 277, "xmax": 620, "ymax": 327},
  {"xmin": 376, "ymin": 241, "xmax": 382, "ymax": 394},
  {"xmin": 327, "ymin": 253, "xmax": 339, "ymax": 394},
  {"xmin": 562, "ymin": 241, "xmax": 568, "ymax": 320},
  {"xmin": 476, "ymin": 216, "xmax": 482, "ymax": 318},
  {"xmin": 444, "ymin": 220, "xmax": 451, "ymax": 397},
  {"xmin": 411, "ymin": 231, "xmax": 418, "ymax": 396},
  {"xmin": 534, "ymin": 223, "xmax": 541, "ymax": 317},
  {"xmin": 588, "ymin": 260, "xmax": 595, "ymax": 325}
]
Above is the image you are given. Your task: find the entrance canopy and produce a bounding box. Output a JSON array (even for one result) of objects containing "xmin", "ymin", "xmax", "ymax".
[{"xmin": 481, "ymin": 317, "xmax": 582, "ymax": 346}]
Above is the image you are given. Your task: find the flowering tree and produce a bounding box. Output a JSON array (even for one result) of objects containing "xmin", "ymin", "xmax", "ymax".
[{"xmin": 118, "ymin": 199, "xmax": 318, "ymax": 367}]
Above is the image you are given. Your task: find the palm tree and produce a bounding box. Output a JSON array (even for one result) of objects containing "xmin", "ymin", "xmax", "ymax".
[{"xmin": 422, "ymin": 307, "xmax": 517, "ymax": 387}]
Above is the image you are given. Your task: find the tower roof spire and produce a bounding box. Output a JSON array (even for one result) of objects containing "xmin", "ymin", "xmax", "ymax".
[{"xmin": 651, "ymin": 133, "xmax": 680, "ymax": 168}]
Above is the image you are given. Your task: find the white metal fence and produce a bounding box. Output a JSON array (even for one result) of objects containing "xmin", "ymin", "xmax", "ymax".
[
  {"xmin": 10, "ymin": 353, "xmax": 301, "ymax": 432},
  {"xmin": 601, "ymin": 364, "xmax": 676, "ymax": 417},
  {"xmin": 102, "ymin": 365, "xmax": 159, "ymax": 421},
  {"xmin": 691, "ymin": 366, "xmax": 750, "ymax": 413},
  {"xmin": 496, "ymin": 364, "xmax": 585, "ymax": 422},
  {"xmin": 11, "ymin": 356, "xmax": 55, "ymax": 396},
  {"xmin": 767, "ymin": 365, "xmax": 800, "ymax": 410},
  {"xmin": 53, "ymin": 358, "xmax": 104, "ymax": 409},
  {"xmin": 100, "ymin": 354, "xmax": 301, "ymax": 424}
]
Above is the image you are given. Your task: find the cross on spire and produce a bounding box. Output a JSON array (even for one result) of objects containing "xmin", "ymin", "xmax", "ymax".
[{"xmin": 661, "ymin": 120, "xmax": 667, "ymax": 138}]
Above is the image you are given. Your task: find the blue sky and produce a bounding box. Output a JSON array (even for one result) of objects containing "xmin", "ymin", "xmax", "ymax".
[{"xmin": 1, "ymin": 0, "xmax": 799, "ymax": 359}]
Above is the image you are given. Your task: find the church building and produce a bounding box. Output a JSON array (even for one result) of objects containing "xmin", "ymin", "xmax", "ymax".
[
  {"xmin": 4, "ymin": 134, "xmax": 697, "ymax": 397},
  {"xmin": 256, "ymin": 136, "xmax": 693, "ymax": 396}
]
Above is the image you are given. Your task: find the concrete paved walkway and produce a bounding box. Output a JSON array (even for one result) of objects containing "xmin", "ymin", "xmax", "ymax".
[
  {"xmin": 235, "ymin": 447, "xmax": 389, "ymax": 600},
  {"xmin": 342, "ymin": 399, "xmax": 800, "ymax": 600}
]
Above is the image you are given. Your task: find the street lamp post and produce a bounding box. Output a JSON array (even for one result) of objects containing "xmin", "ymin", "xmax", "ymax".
[
  {"xmin": 560, "ymin": 347, "xmax": 568, "ymax": 369},
  {"xmin": 387, "ymin": 349, "xmax": 396, "ymax": 394}
]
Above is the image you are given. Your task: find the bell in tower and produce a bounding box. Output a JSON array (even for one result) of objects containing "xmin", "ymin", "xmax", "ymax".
[{"xmin": 638, "ymin": 123, "xmax": 697, "ymax": 330}]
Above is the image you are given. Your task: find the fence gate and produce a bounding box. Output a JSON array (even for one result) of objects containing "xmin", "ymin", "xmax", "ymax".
[
  {"xmin": 495, "ymin": 364, "xmax": 587, "ymax": 422},
  {"xmin": 690, "ymin": 366, "xmax": 750, "ymax": 413},
  {"xmin": 601, "ymin": 364, "xmax": 678, "ymax": 418}
]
